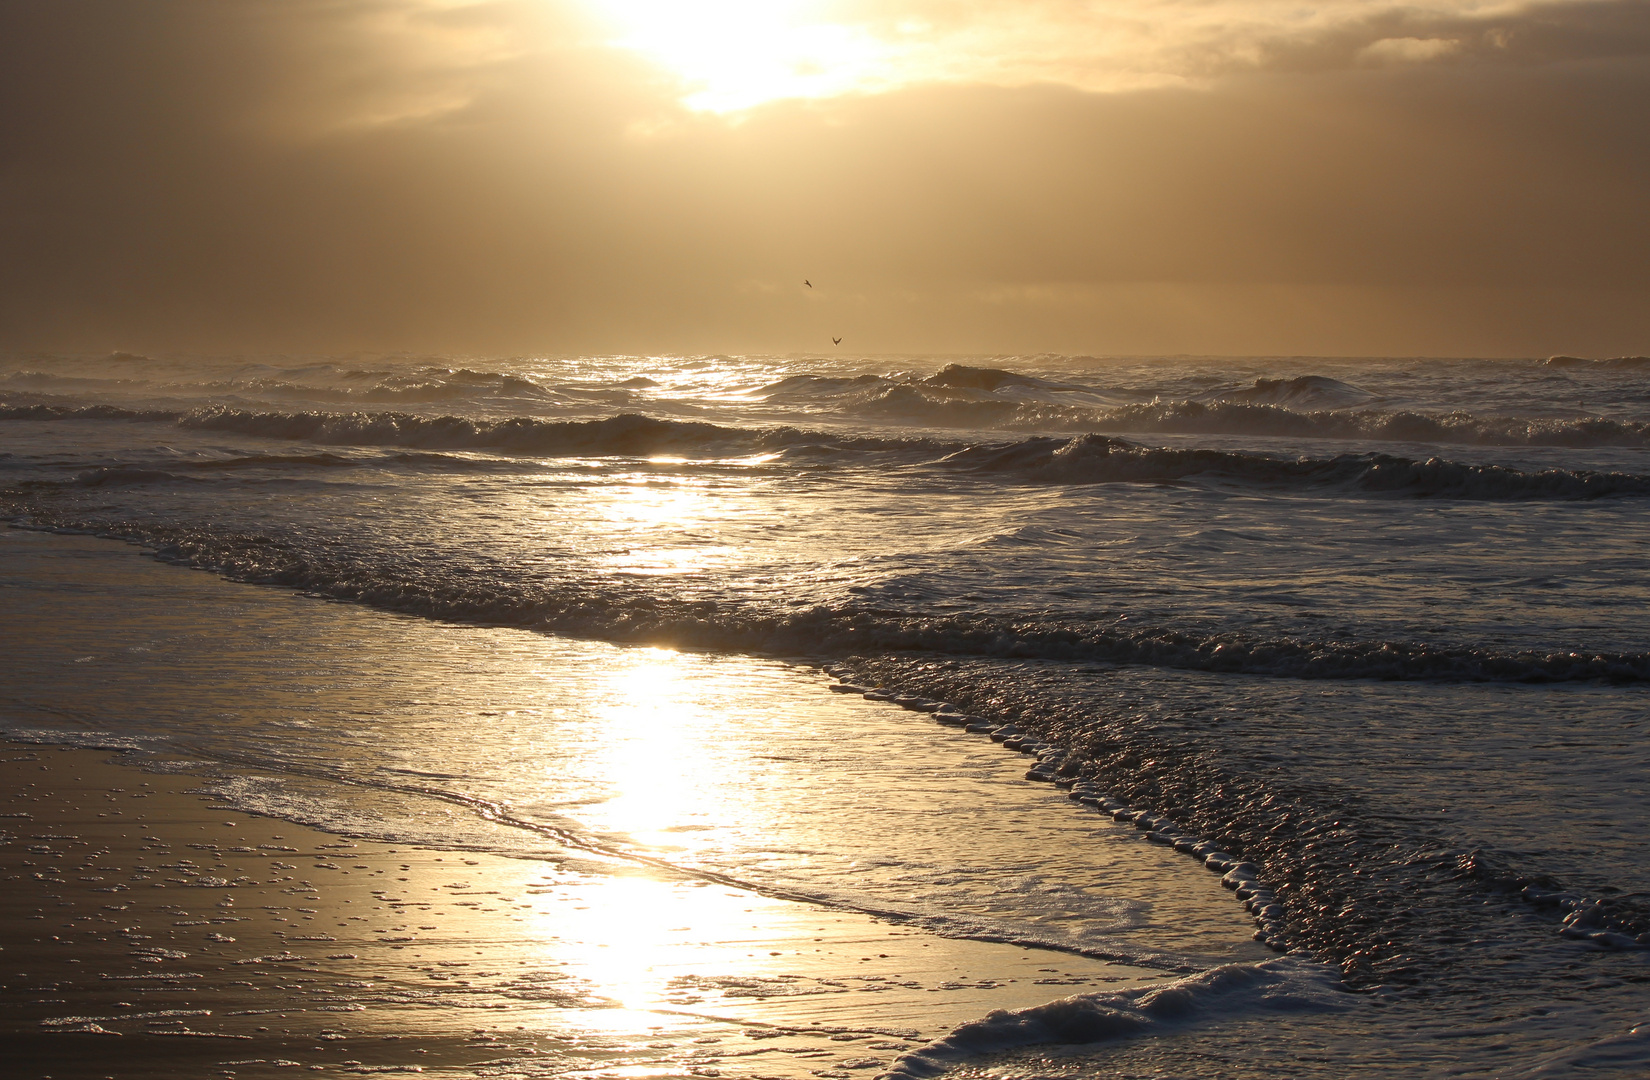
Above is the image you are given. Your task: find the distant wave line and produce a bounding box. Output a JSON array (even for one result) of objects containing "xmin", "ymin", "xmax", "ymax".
[{"xmin": 5, "ymin": 404, "xmax": 1649, "ymax": 501}]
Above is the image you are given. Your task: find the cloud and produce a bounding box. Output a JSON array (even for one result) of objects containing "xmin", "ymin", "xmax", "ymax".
[
  {"xmin": 1356, "ymin": 37, "xmax": 1464, "ymax": 65},
  {"xmin": 581, "ymin": 1, "xmax": 1650, "ymax": 105},
  {"xmin": 0, "ymin": 0, "xmax": 1646, "ymax": 356},
  {"xmin": 1243, "ymin": 0, "xmax": 1650, "ymax": 73}
]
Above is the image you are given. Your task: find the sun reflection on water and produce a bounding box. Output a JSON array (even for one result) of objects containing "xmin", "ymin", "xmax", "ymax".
[
  {"xmin": 527, "ymin": 646, "xmax": 788, "ymax": 1018},
  {"xmin": 603, "ymin": 478, "xmax": 712, "ymax": 527},
  {"xmin": 592, "ymin": 475, "xmax": 750, "ymax": 577},
  {"xmin": 554, "ymin": 874, "xmax": 691, "ymax": 1014},
  {"xmin": 591, "ymin": 647, "xmax": 721, "ymax": 850}
]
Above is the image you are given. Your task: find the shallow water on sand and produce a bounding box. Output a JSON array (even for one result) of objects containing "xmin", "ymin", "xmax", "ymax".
[
  {"xmin": 1, "ymin": 744, "xmax": 1192, "ymax": 1080},
  {"xmin": 5, "ymin": 350, "xmax": 1650, "ymax": 1077},
  {"xmin": 1, "ymin": 530, "xmax": 1293, "ymax": 1078},
  {"xmin": 1, "ymin": 531, "xmax": 1263, "ymax": 968}
]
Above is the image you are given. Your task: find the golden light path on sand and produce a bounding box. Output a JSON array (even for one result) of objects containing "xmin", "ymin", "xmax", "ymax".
[
  {"xmin": 0, "ymin": 744, "xmax": 1183, "ymax": 1078},
  {"xmin": 1, "ymin": 529, "xmax": 1268, "ymax": 1077}
]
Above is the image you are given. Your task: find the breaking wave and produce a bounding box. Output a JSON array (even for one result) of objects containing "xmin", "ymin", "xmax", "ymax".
[
  {"xmin": 1087, "ymin": 401, "xmax": 1650, "ymax": 448},
  {"xmin": 882, "ymin": 958, "xmax": 1346, "ymax": 1078},
  {"xmin": 943, "ymin": 434, "xmax": 1650, "ymax": 499},
  {"xmin": 5, "ymin": 517, "xmax": 1648, "ymax": 686},
  {"xmin": 1547, "ymin": 355, "xmax": 1650, "ymax": 369},
  {"xmin": 181, "ymin": 407, "xmax": 789, "ymax": 455},
  {"xmin": 211, "ymin": 369, "xmax": 559, "ymax": 405},
  {"xmin": 1214, "ymin": 374, "xmax": 1379, "ymax": 410},
  {"xmin": 0, "ymin": 403, "xmax": 180, "ymax": 423},
  {"xmin": 0, "ymin": 403, "xmax": 929, "ymax": 460},
  {"xmin": 6, "ymin": 403, "xmax": 1650, "ymax": 500},
  {"xmin": 757, "ymin": 365, "xmax": 1650, "ymax": 447},
  {"xmin": 1, "ymin": 363, "xmax": 561, "ymax": 406}
]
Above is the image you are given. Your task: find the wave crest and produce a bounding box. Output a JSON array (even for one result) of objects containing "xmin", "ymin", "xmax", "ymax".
[
  {"xmin": 883, "ymin": 958, "xmax": 1344, "ymax": 1078},
  {"xmin": 7, "ymin": 517, "xmax": 1648, "ymax": 685},
  {"xmin": 946, "ymin": 434, "xmax": 1650, "ymax": 500},
  {"xmin": 7, "ymin": 403, "xmax": 1649, "ymax": 500},
  {"xmin": 1093, "ymin": 400, "xmax": 1650, "ymax": 447},
  {"xmin": 1547, "ymin": 354, "xmax": 1650, "ymax": 369},
  {"xmin": 1216, "ymin": 374, "xmax": 1378, "ymax": 410}
]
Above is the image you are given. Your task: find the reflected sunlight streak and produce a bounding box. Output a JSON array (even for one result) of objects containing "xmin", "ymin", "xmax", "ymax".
[
  {"xmin": 593, "ymin": 648, "xmax": 717, "ymax": 849},
  {"xmin": 594, "ymin": 477, "xmax": 747, "ymax": 577},
  {"xmin": 539, "ymin": 873, "xmax": 795, "ymax": 1019},
  {"xmin": 537, "ymin": 648, "xmax": 797, "ymax": 1018}
]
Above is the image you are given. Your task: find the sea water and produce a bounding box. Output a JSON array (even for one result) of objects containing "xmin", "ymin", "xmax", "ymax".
[{"xmin": 2, "ymin": 351, "xmax": 1647, "ymax": 1075}]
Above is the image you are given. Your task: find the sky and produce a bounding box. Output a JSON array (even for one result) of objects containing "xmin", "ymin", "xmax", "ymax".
[{"xmin": 1, "ymin": 0, "xmax": 1647, "ymax": 358}]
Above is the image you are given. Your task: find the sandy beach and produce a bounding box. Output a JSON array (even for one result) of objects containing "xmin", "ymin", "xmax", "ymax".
[
  {"xmin": 1, "ymin": 742, "xmax": 1179, "ymax": 1079},
  {"xmin": 5, "ymin": 1, "xmax": 1649, "ymax": 1072},
  {"xmin": 1, "ymin": 529, "xmax": 1267, "ymax": 1079}
]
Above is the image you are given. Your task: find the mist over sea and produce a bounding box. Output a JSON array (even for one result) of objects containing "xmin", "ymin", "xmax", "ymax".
[{"xmin": 4, "ymin": 351, "xmax": 1648, "ymax": 1076}]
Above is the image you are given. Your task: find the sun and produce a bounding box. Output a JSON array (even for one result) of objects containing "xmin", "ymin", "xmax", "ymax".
[{"xmin": 579, "ymin": 0, "xmax": 893, "ymax": 112}]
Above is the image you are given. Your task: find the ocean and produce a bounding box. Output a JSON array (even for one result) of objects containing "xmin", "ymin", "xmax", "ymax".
[{"xmin": 2, "ymin": 350, "xmax": 1647, "ymax": 1076}]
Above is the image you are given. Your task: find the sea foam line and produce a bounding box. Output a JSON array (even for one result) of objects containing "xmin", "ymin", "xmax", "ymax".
[
  {"xmin": 876, "ymin": 956, "xmax": 1347, "ymax": 1079},
  {"xmin": 828, "ymin": 670, "xmax": 1289, "ymax": 953},
  {"xmin": 6, "ymin": 516, "xmax": 1648, "ymax": 687},
  {"xmin": 0, "ymin": 722, "xmax": 1206, "ymax": 975},
  {"xmin": 828, "ymin": 660, "xmax": 1650, "ymax": 993}
]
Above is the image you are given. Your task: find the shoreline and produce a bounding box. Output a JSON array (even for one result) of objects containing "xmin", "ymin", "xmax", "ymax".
[{"xmin": 0, "ymin": 741, "xmax": 1178, "ymax": 1079}]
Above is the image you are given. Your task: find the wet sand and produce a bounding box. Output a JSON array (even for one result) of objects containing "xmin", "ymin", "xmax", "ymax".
[{"xmin": 1, "ymin": 743, "xmax": 1175, "ymax": 1079}]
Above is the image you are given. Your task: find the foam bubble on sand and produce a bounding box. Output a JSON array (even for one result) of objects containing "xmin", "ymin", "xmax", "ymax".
[{"xmin": 2, "ymin": 726, "xmax": 159, "ymax": 752}]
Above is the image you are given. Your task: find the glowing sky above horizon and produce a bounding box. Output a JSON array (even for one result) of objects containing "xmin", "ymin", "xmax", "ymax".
[
  {"xmin": 0, "ymin": 0, "xmax": 1645, "ymax": 356},
  {"xmin": 577, "ymin": 0, "xmax": 1551, "ymax": 111}
]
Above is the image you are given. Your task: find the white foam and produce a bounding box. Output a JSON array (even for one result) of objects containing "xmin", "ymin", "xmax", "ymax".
[
  {"xmin": 2, "ymin": 726, "xmax": 157, "ymax": 752},
  {"xmin": 880, "ymin": 957, "xmax": 1346, "ymax": 1078}
]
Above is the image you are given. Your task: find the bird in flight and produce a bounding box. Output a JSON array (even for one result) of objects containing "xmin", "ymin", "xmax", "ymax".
[
  {"xmin": 832, "ymin": 336, "xmax": 842, "ymax": 345},
  {"xmin": 804, "ymin": 280, "xmax": 812, "ymax": 288}
]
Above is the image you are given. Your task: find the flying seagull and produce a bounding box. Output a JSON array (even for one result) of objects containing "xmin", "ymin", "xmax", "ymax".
[
  {"xmin": 804, "ymin": 280, "xmax": 812, "ymax": 288},
  {"xmin": 832, "ymin": 336, "xmax": 842, "ymax": 345}
]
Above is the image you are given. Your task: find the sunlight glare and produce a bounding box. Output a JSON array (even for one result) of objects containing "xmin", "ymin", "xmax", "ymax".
[
  {"xmin": 570, "ymin": 2, "xmax": 1516, "ymax": 114},
  {"xmin": 582, "ymin": 0, "xmax": 892, "ymax": 112},
  {"xmin": 592, "ymin": 648, "xmax": 715, "ymax": 847}
]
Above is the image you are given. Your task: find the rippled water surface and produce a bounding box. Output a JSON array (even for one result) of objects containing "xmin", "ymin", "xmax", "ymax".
[{"xmin": 3, "ymin": 350, "xmax": 1648, "ymax": 1075}]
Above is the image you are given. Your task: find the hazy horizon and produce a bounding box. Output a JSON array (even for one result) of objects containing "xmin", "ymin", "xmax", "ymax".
[{"xmin": 3, "ymin": 0, "xmax": 1647, "ymax": 358}]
